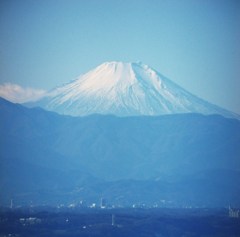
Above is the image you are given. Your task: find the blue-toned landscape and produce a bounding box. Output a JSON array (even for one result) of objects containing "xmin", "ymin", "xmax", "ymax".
[
  {"xmin": 1, "ymin": 207, "xmax": 240, "ymax": 237},
  {"xmin": 1, "ymin": 0, "xmax": 240, "ymax": 236},
  {"xmin": 0, "ymin": 96, "xmax": 240, "ymax": 208}
]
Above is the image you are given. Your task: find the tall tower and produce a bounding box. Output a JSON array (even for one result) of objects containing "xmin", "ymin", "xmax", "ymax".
[
  {"xmin": 100, "ymin": 198, "xmax": 106, "ymax": 208},
  {"xmin": 112, "ymin": 214, "xmax": 115, "ymax": 226},
  {"xmin": 10, "ymin": 199, "xmax": 13, "ymax": 209}
]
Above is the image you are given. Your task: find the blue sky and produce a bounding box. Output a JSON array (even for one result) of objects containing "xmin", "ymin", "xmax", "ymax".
[{"xmin": 0, "ymin": 0, "xmax": 239, "ymax": 113}]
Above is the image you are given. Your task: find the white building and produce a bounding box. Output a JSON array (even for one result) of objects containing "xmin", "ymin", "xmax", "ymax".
[{"xmin": 229, "ymin": 206, "xmax": 239, "ymax": 218}]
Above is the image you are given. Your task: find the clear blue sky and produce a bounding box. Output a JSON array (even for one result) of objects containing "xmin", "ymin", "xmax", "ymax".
[{"xmin": 0, "ymin": 0, "xmax": 239, "ymax": 113}]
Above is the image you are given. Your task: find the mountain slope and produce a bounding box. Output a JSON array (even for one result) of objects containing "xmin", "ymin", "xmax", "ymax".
[
  {"xmin": 1, "ymin": 98, "xmax": 240, "ymax": 206},
  {"xmin": 27, "ymin": 62, "xmax": 238, "ymax": 118}
]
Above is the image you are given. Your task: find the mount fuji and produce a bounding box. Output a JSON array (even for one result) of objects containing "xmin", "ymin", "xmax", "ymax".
[{"xmin": 28, "ymin": 61, "xmax": 237, "ymax": 118}]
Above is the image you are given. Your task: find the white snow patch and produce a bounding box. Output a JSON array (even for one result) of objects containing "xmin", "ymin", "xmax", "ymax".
[{"xmin": 26, "ymin": 61, "xmax": 238, "ymax": 119}]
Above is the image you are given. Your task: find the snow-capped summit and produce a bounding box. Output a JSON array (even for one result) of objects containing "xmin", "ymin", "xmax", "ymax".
[{"xmin": 29, "ymin": 61, "xmax": 238, "ymax": 118}]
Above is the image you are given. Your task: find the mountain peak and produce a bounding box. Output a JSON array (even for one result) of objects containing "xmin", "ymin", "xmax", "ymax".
[{"xmin": 27, "ymin": 61, "xmax": 238, "ymax": 118}]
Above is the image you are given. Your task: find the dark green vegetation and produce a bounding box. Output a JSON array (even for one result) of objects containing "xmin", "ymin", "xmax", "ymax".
[
  {"xmin": 0, "ymin": 208, "xmax": 239, "ymax": 237},
  {"xmin": 0, "ymin": 97, "xmax": 240, "ymax": 207}
]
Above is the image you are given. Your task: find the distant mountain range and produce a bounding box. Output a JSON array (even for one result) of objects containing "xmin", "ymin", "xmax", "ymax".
[
  {"xmin": 26, "ymin": 61, "xmax": 239, "ymax": 119},
  {"xmin": 1, "ymin": 97, "xmax": 240, "ymax": 207}
]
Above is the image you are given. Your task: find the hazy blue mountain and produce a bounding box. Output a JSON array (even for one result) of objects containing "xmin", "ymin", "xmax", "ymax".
[{"xmin": 1, "ymin": 97, "xmax": 240, "ymax": 207}]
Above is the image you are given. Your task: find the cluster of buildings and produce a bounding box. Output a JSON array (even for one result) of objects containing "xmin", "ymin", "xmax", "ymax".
[
  {"xmin": 19, "ymin": 217, "xmax": 42, "ymax": 225},
  {"xmin": 229, "ymin": 206, "xmax": 239, "ymax": 218}
]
